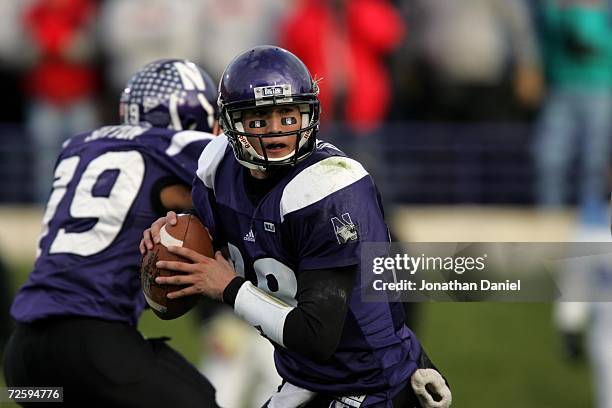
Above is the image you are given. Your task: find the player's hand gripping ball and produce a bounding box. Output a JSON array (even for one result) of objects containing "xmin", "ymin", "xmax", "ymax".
[{"xmin": 140, "ymin": 214, "xmax": 213, "ymax": 319}]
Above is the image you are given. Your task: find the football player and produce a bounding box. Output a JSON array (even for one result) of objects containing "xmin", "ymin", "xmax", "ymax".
[
  {"xmin": 554, "ymin": 204, "xmax": 612, "ymax": 408},
  {"xmin": 141, "ymin": 46, "xmax": 452, "ymax": 407},
  {"xmin": 4, "ymin": 59, "xmax": 221, "ymax": 407}
]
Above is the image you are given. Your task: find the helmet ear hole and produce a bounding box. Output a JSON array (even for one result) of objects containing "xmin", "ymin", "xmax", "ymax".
[{"xmin": 145, "ymin": 110, "xmax": 171, "ymax": 128}]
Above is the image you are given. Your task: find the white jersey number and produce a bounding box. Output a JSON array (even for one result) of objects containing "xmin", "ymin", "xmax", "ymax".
[
  {"xmin": 227, "ymin": 242, "xmax": 298, "ymax": 306},
  {"xmin": 39, "ymin": 151, "xmax": 145, "ymax": 257}
]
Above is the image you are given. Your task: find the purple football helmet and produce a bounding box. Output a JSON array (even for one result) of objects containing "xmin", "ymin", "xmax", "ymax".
[
  {"xmin": 120, "ymin": 59, "xmax": 218, "ymax": 132},
  {"xmin": 218, "ymin": 46, "xmax": 320, "ymax": 169}
]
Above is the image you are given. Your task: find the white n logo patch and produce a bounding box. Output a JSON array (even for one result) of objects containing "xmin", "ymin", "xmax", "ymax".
[{"xmin": 330, "ymin": 213, "xmax": 358, "ymax": 244}]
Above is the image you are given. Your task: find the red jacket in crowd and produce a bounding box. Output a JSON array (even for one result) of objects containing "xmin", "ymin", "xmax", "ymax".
[
  {"xmin": 280, "ymin": 0, "xmax": 404, "ymax": 132},
  {"xmin": 23, "ymin": 0, "xmax": 98, "ymax": 106}
]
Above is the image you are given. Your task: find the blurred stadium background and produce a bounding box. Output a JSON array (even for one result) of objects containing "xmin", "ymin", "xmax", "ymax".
[{"xmin": 0, "ymin": 0, "xmax": 610, "ymax": 407}]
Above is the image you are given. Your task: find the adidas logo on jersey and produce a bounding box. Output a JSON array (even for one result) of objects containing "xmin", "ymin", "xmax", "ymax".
[{"xmin": 243, "ymin": 229, "xmax": 256, "ymax": 242}]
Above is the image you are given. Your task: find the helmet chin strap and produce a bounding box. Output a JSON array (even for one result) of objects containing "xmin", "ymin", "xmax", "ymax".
[{"xmin": 237, "ymin": 157, "xmax": 266, "ymax": 171}]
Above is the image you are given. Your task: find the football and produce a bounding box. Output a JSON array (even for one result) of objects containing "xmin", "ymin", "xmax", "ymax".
[{"xmin": 140, "ymin": 214, "xmax": 214, "ymax": 320}]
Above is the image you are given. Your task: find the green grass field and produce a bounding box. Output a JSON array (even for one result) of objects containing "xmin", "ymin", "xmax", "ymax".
[
  {"xmin": 1, "ymin": 264, "xmax": 595, "ymax": 407},
  {"xmin": 416, "ymin": 303, "xmax": 593, "ymax": 407}
]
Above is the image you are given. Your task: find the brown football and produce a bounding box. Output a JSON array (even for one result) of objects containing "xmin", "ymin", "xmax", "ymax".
[{"xmin": 140, "ymin": 214, "xmax": 213, "ymax": 320}]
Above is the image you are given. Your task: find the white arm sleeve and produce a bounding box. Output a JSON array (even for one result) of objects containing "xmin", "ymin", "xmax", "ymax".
[{"xmin": 234, "ymin": 281, "xmax": 295, "ymax": 346}]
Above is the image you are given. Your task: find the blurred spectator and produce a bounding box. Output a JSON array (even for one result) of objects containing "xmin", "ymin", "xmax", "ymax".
[
  {"xmin": 280, "ymin": 0, "xmax": 405, "ymax": 133},
  {"xmin": 533, "ymin": 0, "xmax": 612, "ymax": 212},
  {"xmin": 0, "ymin": 0, "xmax": 29, "ymax": 123},
  {"xmin": 0, "ymin": 255, "xmax": 11, "ymax": 358},
  {"xmin": 22, "ymin": 0, "xmax": 100, "ymax": 202},
  {"xmin": 554, "ymin": 203, "xmax": 612, "ymax": 408},
  {"xmin": 99, "ymin": 0, "xmax": 202, "ymax": 97},
  {"xmin": 99, "ymin": 0, "xmax": 290, "ymax": 120},
  {"xmin": 197, "ymin": 0, "xmax": 290, "ymax": 81},
  {"xmin": 0, "ymin": 1, "xmax": 30, "ymax": 204},
  {"xmin": 391, "ymin": 0, "xmax": 542, "ymax": 121}
]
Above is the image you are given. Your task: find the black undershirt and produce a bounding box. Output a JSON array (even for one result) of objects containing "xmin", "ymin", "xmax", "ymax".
[
  {"xmin": 242, "ymin": 166, "xmax": 288, "ymax": 206},
  {"xmin": 150, "ymin": 176, "xmax": 186, "ymax": 216},
  {"xmin": 222, "ymin": 167, "xmax": 357, "ymax": 362}
]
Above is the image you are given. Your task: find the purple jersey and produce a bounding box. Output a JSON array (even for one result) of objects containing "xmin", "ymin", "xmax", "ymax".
[
  {"xmin": 192, "ymin": 136, "xmax": 420, "ymax": 397},
  {"xmin": 11, "ymin": 125, "xmax": 214, "ymax": 326}
]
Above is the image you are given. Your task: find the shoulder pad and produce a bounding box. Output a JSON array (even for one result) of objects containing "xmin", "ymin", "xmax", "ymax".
[
  {"xmin": 196, "ymin": 134, "xmax": 230, "ymax": 190},
  {"xmin": 280, "ymin": 156, "xmax": 368, "ymax": 221},
  {"xmin": 165, "ymin": 130, "xmax": 215, "ymax": 157}
]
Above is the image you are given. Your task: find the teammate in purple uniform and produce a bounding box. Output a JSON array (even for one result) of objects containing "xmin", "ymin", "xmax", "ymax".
[
  {"xmin": 141, "ymin": 47, "xmax": 452, "ymax": 407},
  {"xmin": 4, "ymin": 59, "xmax": 221, "ymax": 407}
]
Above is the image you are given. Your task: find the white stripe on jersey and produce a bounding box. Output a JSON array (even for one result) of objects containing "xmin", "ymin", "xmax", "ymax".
[
  {"xmin": 196, "ymin": 134, "xmax": 229, "ymax": 190},
  {"xmin": 280, "ymin": 156, "xmax": 368, "ymax": 222},
  {"xmin": 165, "ymin": 130, "xmax": 215, "ymax": 157}
]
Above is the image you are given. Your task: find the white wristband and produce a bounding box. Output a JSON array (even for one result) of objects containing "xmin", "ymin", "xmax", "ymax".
[{"xmin": 234, "ymin": 281, "xmax": 294, "ymax": 346}]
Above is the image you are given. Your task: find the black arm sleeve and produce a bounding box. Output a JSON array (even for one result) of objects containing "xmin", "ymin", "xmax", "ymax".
[
  {"xmin": 150, "ymin": 176, "xmax": 187, "ymax": 215},
  {"xmin": 221, "ymin": 265, "xmax": 357, "ymax": 363},
  {"xmin": 222, "ymin": 276, "xmax": 246, "ymax": 307},
  {"xmin": 283, "ymin": 265, "xmax": 357, "ymax": 363}
]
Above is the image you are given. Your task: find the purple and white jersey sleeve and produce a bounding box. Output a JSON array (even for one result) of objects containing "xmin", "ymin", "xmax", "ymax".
[
  {"xmin": 280, "ymin": 156, "xmax": 390, "ymax": 271},
  {"xmin": 193, "ymin": 135, "xmax": 231, "ymax": 242},
  {"xmin": 140, "ymin": 128, "xmax": 216, "ymax": 184}
]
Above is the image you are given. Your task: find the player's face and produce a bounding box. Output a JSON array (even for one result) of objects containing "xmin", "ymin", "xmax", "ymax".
[{"xmin": 241, "ymin": 105, "xmax": 302, "ymax": 159}]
